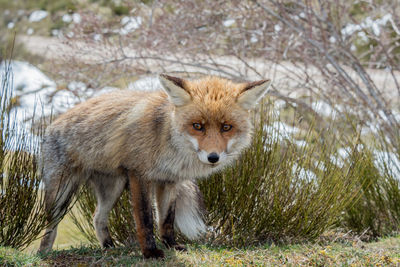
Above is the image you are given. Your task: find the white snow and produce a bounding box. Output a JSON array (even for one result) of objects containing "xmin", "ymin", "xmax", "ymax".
[
  {"xmin": 0, "ymin": 61, "xmax": 121, "ymax": 152},
  {"xmin": 341, "ymin": 14, "xmax": 393, "ymax": 37},
  {"xmin": 311, "ymin": 101, "xmax": 337, "ymax": 118},
  {"xmin": 128, "ymin": 76, "xmax": 161, "ymax": 92},
  {"xmin": 62, "ymin": 14, "xmax": 72, "ymax": 23},
  {"xmin": 330, "ymin": 155, "xmax": 345, "ymax": 168},
  {"xmin": 120, "ymin": 16, "xmax": 142, "ymax": 35},
  {"xmin": 274, "ymin": 99, "xmax": 286, "ymax": 109},
  {"xmin": 223, "ymin": 19, "xmax": 235, "ymax": 27},
  {"xmin": 329, "ymin": 147, "xmax": 351, "ymax": 168},
  {"xmin": 250, "ymin": 35, "xmax": 258, "ymax": 43},
  {"xmin": 51, "ymin": 29, "xmax": 60, "ymax": 37},
  {"xmin": 62, "ymin": 13, "xmax": 81, "ymax": 24},
  {"xmin": 274, "ymin": 24, "xmax": 282, "ymax": 32},
  {"xmin": 68, "ymin": 81, "xmax": 87, "ymax": 92},
  {"xmin": 264, "ymin": 122, "xmax": 300, "ymax": 142},
  {"xmin": 293, "ymin": 139, "xmax": 307, "ymax": 148},
  {"xmin": 93, "ymin": 34, "xmax": 102, "ymax": 41},
  {"xmin": 4, "ymin": 61, "xmax": 55, "ymax": 121},
  {"xmin": 27, "ymin": 28, "xmax": 34, "ymax": 35},
  {"xmin": 357, "ymin": 31, "xmax": 368, "ymax": 42},
  {"xmin": 373, "ymin": 150, "xmax": 400, "ymax": 180},
  {"xmin": 0, "ymin": 61, "xmax": 85, "ymax": 130},
  {"xmin": 292, "ymin": 163, "xmax": 317, "ymax": 182},
  {"xmin": 72, "ymin": 13, "xmax": 81, "ymax": 24},
  {"xmin": 337, "ymin": 147, "xmax": 351, "ymax": 159},
  {"xmin": 29, "ymin": 10, "xmax": 48, "ymax": 22},
  {"xmin": 7, "ymin": 22, "xmax": 15, "ymax": 29}
]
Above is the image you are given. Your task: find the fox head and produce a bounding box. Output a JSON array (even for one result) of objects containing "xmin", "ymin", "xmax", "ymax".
[{"xmin": 159, "ymin": 74, "xmax": 271, "ymax": 168}]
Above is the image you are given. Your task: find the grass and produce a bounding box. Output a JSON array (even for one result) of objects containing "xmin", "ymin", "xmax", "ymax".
[
  {"xmin": 0, "ymin": 247, "xmax": 42, "ymax": 267},
  {"xmin": 2, "ymin": 235, "xmax": 400, "ymax": 266},
  {"xmin": 26, "ymin": 212, "xmax": 90, "ymax": 252}
]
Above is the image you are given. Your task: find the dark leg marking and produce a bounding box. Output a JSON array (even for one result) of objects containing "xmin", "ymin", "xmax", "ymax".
[
  {"xmin": 161, "ymin": 202, "xmax": 186, "ymax": 251},
  {"xmin": 129, "ymin": 172, "xmax": 164, "ymax": 259},
  {"xmin": 102, "ymin": 229, "xmax": 114, "ymax": 248}
]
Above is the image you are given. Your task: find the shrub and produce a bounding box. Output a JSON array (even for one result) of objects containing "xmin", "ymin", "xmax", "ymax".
[
  {"xmin": 199, "ymin": 104, "xmax": 364, "ymax": 245},
  {"xmin": 70, "ymin": 101, "xmax": 370, "ymax": 246},
  {"xmin": 0, "ymin": 59, "xmax": 48, "ymax": 249},
  {"xmin": 342, "ymin": 146, "xmax": 400, "ymax": 239}
]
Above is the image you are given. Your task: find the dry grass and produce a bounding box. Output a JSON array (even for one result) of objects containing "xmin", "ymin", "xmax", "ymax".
[{"xmin": 3, "ymin": 235, "xmax": 400, "ymax": 266}]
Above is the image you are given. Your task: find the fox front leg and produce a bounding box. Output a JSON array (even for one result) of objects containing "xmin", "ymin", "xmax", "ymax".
[
  {"xmin": 155, "ymin": 183, "xmax": 186, "ymax": 251},
  {"xmin": 128, "ymin": 171, "xmax": 164, "ymax": 259}
]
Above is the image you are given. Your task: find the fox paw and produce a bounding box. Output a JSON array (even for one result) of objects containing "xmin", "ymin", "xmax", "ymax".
[
  {"xmin": 163, "ymin": 240, "xmax": 186, "ymax": 251},
  {"xmin": 102, "ymin": 239, "xmax": 114, "ymax": 249},
  {"xmin": 172, "ymin": 244, "xmax": 186, "ymax": 251},
  {"xmin": 143, "ymin": 248, "xmax": 165, "ymax": 259}
]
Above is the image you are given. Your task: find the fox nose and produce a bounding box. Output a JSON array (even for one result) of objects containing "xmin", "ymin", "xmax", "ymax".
[{"xmin": 207, "ymin": 152, "xmax": 219, "ymax": 163}]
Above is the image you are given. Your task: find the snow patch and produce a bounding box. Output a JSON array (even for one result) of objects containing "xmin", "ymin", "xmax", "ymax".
[
  {"xmin": 223, "ymin": 19, "xmax": 235, "ymax": 27},
  {"xmin": 93, "ymin": 34, "xmax": 102, "ymax": 41},
  {"xmin": 128, "ymin": 76, "xmax": 161, "ymax": 92},
  {"xmin": 264, "ymin": 122, "xmax": 300, "ymax": 142},
  {"xmin": 373, "ymin": 150, "xmax": 400, "ymax": 180},
  {"xmin": 274, "ymin": 99, "xmax": 286, "ymax": 109},
  {"xmin": 62, "ymin": 13, "xmax": 81, "ymax": 24},
  {"xmin": 274, "ymin": 24, "xmax": 282, "ymax": 32},
  {"xmin": 51, "ymin": 29, "xmax": 60, "ymax": 37},
  {"xmin": 72, "ymin": 13, "xmax": 81, "ymax": 24},
  {"xmin": 330, "ymin": 147, "xmax": 351, "ymax": 168},
  {"xmin": 292, "ymin": 163, "xmax": 317, "ymax": 182},
  {"xmin": 341, "ymin": 14, "xmax": 393, "ymax": 37},
  {"xmin": 293, "ymin": 139, "xmax": 307, "ymax": 148},
  {"xmin": 311, "ymin": 101, "xmax": 337, "ymax": 118},
  {"xmin": 1, "ymin": 61, "xmax": 122, "ymax": 137},
  {"xmin": 250, "ymin": 35, "xmax": 258, "ymax": 43},
  {"xmin": 120, "ymin": 16, "xmax": 142, "ymax": 35},
  {"xmin": 29, "ymin": 10, "xmax": 48, "ymax": 22},
  {"xmin": 62, "ymin": 14, "xmax": 72, "ymax": 23}
]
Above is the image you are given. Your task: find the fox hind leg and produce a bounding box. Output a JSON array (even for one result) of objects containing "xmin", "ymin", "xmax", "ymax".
[
  {"xmin": 38, "ymin": 171, "xmax": 82, "ymax": 253},
  {"xmin": 90, "ymin": 174, "xmax": 126, "ymax": 248}
]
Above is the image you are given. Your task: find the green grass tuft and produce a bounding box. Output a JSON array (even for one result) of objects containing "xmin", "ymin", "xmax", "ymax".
[{"xmin": 0, "ymin": 247, "xmax": 43, "ymax": 267}]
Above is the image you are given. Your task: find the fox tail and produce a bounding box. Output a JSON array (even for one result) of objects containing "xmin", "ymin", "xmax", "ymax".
[{"xmin": 174, "ymin": 180, "xmax": 207, "ymax": 239}]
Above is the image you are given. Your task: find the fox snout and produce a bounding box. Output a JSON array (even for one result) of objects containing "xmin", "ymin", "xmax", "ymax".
[
  {"xmin": 207, "ymin": 152, "xmax": 219, "ymax": 163},
  {"xmin": 197, "ymin": 149, "xmax": 227, "ymax": 165}
]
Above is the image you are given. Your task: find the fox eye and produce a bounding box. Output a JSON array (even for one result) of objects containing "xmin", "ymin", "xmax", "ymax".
[
  {"xmin": 221, "ymin": 124, "xmax": 233, "ymax": 132},
  {"xmin": 193, "ymin": 123, "xmax": 203, "ymax": 131}
]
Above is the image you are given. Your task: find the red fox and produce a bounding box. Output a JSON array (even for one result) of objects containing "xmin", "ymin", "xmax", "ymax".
[{"xmin": 38, "ymin": 74, "xmax": 270, "ymax": 258}]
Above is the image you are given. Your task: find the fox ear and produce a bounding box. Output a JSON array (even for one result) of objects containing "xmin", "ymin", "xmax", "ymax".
[
  {"xmin": 237, "ymin": 79, "xmax": 271, "ymax": 110},
  {"xmin": 159, "ymin": 74, "xmax": 191, "ymax": 106}
]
